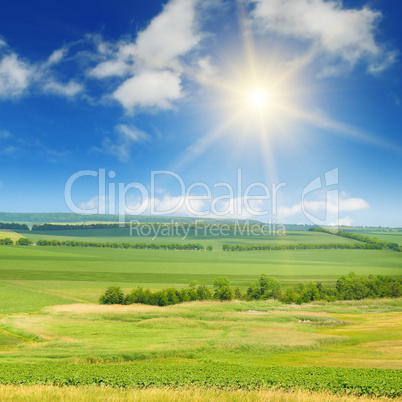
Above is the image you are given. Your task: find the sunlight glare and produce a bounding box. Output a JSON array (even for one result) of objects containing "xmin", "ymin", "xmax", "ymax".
[{"xmin": 247, "ymin": 88, "xmax": 270, "ymax": 110}]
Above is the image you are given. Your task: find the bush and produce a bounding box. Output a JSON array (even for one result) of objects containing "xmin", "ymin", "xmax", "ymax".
[
  {"xmin": 0, "ymin": 238, "xmax": 13, "ymax": 245},
  {"xmin": 101, "ymin": 273, "xmax": 402, "ymax": 307},
  {"xmin": 196, "ymin": 284, "xmax": 212, "ymax": 300},
  {"xmin": 213, "ymin": 276, "xmax": 234, "ymax": 301},
  {"xmin": 234, "ymin": 287, "xmax": 243, "ymax": 300},
  {"xmin": 247, "ymin": 275, "xmax": 281, "ymax": 300},
  {"xmin": 16, "ymin": 238, "xmax": 33, "ymax": 246},
  {"xmin": 215, "ymin": 285, "xmax": 234, "ymax": 301},
  {"xmin": 99, "ymin": 287, "xmax": 124, "ymax": 305}
]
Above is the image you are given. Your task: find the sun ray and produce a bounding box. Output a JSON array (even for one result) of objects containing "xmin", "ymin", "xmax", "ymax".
[{"xmin": 173, "ymin": 2, "xmax": 399, "ymax": 178}]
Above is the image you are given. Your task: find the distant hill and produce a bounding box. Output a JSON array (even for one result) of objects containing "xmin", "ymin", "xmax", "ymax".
[{"xmin": 0, "ymin": 212, "xmax": 263, "ymax": 226}]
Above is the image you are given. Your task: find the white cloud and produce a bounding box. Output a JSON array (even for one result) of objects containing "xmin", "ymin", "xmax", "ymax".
[
  {"xmin": 0, "ymin": 39, "xmax": 6, "ymax": 49},
  {"xmin": 134, "ymin": 0, "xmax": 201, "ymax": 69},
  {"xmin": 43, "ymin": 80, "xmax": 83, "ymax": 97},
  {"xmin": 96, "ymin": 124, "xmax": 150, "ymax": 162},
  {"xmin": 89, "ymin": 59, "xmax": 131, "ymax": 79},
  {"xmin": 113, "ymin": 69, "xmax": 182, "ymax": 112},
  {"xmin": 0, "ymin": 130, "xmax": 12, "ymax": 139},
  {"xmin": 47, "ymin": 48, "xmax": 67, "ymax": 65},
  {"xmin": 339, "ymin": 197, "xmax": 369, "ymax": 211},
  {"xmin": 115, "ymin": 124, "xmax": 150, "ymax": 142},
  {"xmin": 250, "ymin": 0, "xmax": 394, "ymax": 75},
  {"xmin": 276, "ymin": 192, "xmax": 369, "ymax": 221},
  {"xmin": 89, "ymin": 0, "xmax": 202, "ymax": 112},
  {"xmin": 0, "ymin": 54, "xmax": 32, "ymax": 97},
  {"xmin": 79, "ymin": 195, "xmax": 108, "ymax": 212},
  {"xmin": 3, "ymin": 145, "xmax": 16, "ymax": 154}
]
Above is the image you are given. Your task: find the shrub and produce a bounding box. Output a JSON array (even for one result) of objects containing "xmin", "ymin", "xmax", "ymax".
[
  {"xmin": 16, "ymin": 238, "xmax": 33, "ymax": 246},
  {"xmin": 196, "ymin": 284, "xmax": 212, "ymax": 300},
  {"xmin": 99, "ymin": 287, "xmax": 124, "ymax": 305},
  {"xmin": 234, "ymin": 287, "xmax": 243, "ymax": 300}
]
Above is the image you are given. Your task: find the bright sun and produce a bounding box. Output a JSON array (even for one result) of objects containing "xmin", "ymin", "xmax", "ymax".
[{"xmin": 246, "ymin": 88, "xmax": 270, "ymax": 110}]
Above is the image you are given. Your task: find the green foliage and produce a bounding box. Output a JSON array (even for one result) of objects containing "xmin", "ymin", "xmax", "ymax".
[
  {"xmin": 234, "ymin": 287, "xmax": 243, "ymax": 300},
  {"xmin": 279, "ymin": 273, "xmax": 401, "ymax": 304},
  {"xmin": 99, "ymin": 287, "xmax": 124, "ymax": 305},
  {"xmin": 35, "ymin": 239, "xmax": 205, "ymax": 250},
  {"xmin": 124, "ymin": 282, "xmax": 213, "ymax": 306},
  {"xmin": 213, "ymin": 276, "xmax": 234, "ymax": 301},
  {"xmin": 16, "ymin": 238, "xmax": 33, "ymax": 246},
  {"xmin": 206, "ymin": 245, "xmax": 213, "ymax": 251},
  {"xmin": 196, "ymin": 284, "xmax": 212, "ymax": 300},
  {"xmin": 0, "ymin": 238, "xmax": 13, "ymax": 245},
  {"xmin": 336, "ymin": 273, "xmax": 402, "ymax": 300},
  {"xmin": 247, "ymin": 275, "xmax": 281, "ymax": 300},
  {"xmin": 223, "ymin": 242, "xmax": 382, "ymax": 251},
  {"xmin": 0, "ymin": 222, "xmax": 29, "ymax": 230},
  {"xmin": 105, "ymin": 273, "xmax": 402, "ymax": 306},
  {"xmin": 214, "ymin": 285, "xmax": 234, "ymax": 301},
  {"xmin": 0, "ymin": 363, "xmax": 400, "ymax": 397},
  {"xmin": 259, "ymin": 274, "xmax": 281, "ymax": 299},
  {"xmin": 213, "ymin": 276, "xmax": 231, "ymax": 289}
]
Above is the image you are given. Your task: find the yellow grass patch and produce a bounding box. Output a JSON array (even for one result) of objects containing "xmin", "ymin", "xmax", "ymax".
[
  {"xmin": 48, "ymin": 303, "xmax": 162, "ymax": 315},
  {"xmin": 0, "ymin": 230, "xmax": 24, "ymax": 242},
  {"xmin": 0, "ymin": 385, "xmax": 389, "ymax": 402}
]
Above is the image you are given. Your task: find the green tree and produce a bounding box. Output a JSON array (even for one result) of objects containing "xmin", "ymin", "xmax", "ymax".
[
  {"xmin": 189, "ymin": 280, "xmax": 199, "ymax": 289},
  {"xmin": 259, "ymin": 274, "xmax": 281, "ymax": 299},
  {"xmin": 0, "ymin": 238, "xmax": 13, "ymax": 245},
  {"xmin": 213, "ymin": 276, "xmax": 234, "ymax": 301},
  {"xmin": 16, "ymin": 238, "xmax": 33, "ymax": 246},
  {"xmin": 99, "ymin": 287, "xmax": 124, "ymax": 305},
  {"xmin": 215, "ymin": 285, "xmax": 234, "ymax": 301},
  {"xmin": 213, "ymin": 276, "xmax": 231, "ymax": 289},
  {"xmin": 234, "ymin": 287, "xmax": 243, "ymax": 300},
  {"xmin": 246, "ymin": 282, "xmax": 261, "ymax": 300},
  {"xmin": 196, "ymin": 284, "xmax": 212, "ymax": 300}
]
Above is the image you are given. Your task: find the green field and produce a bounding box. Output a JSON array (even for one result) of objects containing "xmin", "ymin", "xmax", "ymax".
[
  {"xmin": 0, "ymin": 245, "xmax": 400, "ymax": 305},
  {"xmin": 0, "ymin": 228, "xmax": 401, "ymax": 398},
  {"xmin": 19, "ymin": 227, "xmax": 361, "ymax": 248},
  {"xmin": 360, "ymin": 232, "xmax": 402, "ymax": 246}
]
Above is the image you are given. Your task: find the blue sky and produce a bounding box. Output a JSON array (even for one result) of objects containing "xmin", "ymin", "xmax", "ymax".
[{"xmin": 0, "ymin": 0, "xmax": 401, "ymax": 226}]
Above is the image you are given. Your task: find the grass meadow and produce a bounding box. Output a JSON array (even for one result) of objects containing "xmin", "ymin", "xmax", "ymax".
[
  {"xmin": 0, "ymin": 228, "xmax": 401, "ymax": 399},
  {"xmin": 0, "ymin": 385, "xmax": 392, "ymax": 402},
  {"xmin": 18, "ymin": 227, "xmax": 361, "ymax": 248}
]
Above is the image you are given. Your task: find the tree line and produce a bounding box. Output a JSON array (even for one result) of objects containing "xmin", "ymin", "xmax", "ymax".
[
  {"xmin": 100, "ymin": 277, "xmax": 241, "ymax": 306},
  {"xmin": 309, "ymin": 227, "xmax": 401, "ymax": 252},
  {"xmin": 100, "ymin": 273, "xmax": 402, "ymax": 306},
  {"xmin": 32, "ymin": 223, "xmax": 124, "ymax": 231},
  {"xmin": 0, "ymin": 222, "xmax": 29, "ymax": 230},
  {"xmin": 0, "ymin": 237, "xmax": 211, "ymax": 250},
  {"xmin": 222, "ymin": 242, "xmax": 383, "ymax": 251},
  {"xmin": 0, "ymin": 238, "xmax": 32, "ymax": 245},
  {"xmin": 36, "ymin": 239, "xmax": 206, "ymax": 250},
  {"xmin": 30, "ymin": 222, "xmax": 265, "ymax": 232}
]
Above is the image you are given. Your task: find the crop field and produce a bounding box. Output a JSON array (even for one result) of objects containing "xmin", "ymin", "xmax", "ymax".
[
  {"xmin": 18, "ymin": 228, "xmax": 360, "ymax": 249},
  {"xmin": 360, "ymin": 232, "xmax": 402, "ymax": 246},
  {"xmin": 0, "ymin": 228, "xmax": 401, "ymax": 399},
  {"xmin": 0, "ymin": 230, "xmax": 23, "ymax": 243},
  {"xmin": 0, "ymin": 245, "xmax": 401, "ymax": 305}
]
